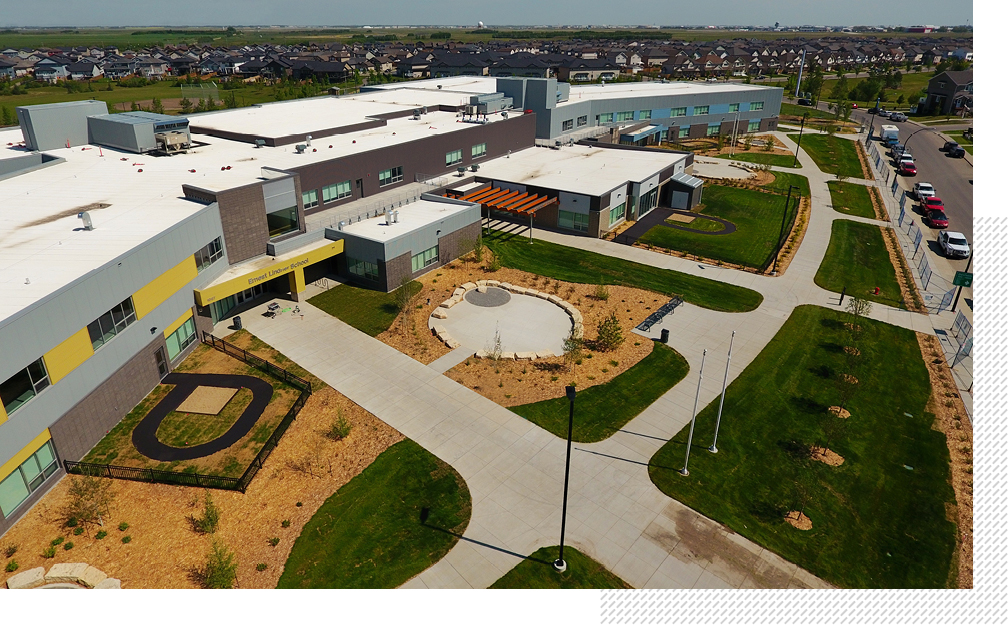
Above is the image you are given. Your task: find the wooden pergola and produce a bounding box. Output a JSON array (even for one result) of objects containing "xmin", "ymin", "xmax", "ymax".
[{"xmin": 450, "ymin": 186, "xmax": 558, "ymax": 240}]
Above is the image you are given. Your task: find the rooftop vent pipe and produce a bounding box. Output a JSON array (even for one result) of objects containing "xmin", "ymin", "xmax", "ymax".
[{"xmin": 78, "ymin": 211, "xmax": 94, "ymax": 231}]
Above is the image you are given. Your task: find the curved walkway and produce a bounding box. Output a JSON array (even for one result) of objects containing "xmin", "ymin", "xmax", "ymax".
[{"xmin": 131, "ymin": 372, "xmax": 273, "ymax": 462}]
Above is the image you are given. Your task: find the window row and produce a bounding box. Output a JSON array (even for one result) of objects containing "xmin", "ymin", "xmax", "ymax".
[
  {"xmin": 576, "ymin": 115, "xmax": 588, "ymax": 127},
  {"xmin": 302, "ymin": 189, "xmax": 319, "ymax": 209},
  {"xmin": 558, "ymin": 210, "xmax": 589, "ymax": 232},
  {"xmin": 594, "ymin": 103, "xmax": 766, "ymax": 123},
  {"xmin": 379, "ymin": 166, "xmax": 403, "ymax": 187},
  {"xmin": 411, "ymin": 245, "xmax": 439, "ymax": 273},
  {"xmin": 87, "ymin": 297, "xmax": 137, "ymax": 351},
  {"xmin": 194, "ymin": 237, "xmax": 223, "ymax": 273},
  {"xmin": 166, "ymin": 316, "xmax": 197, "ymax": 362},
  {"xmin": 446, "ymin": 149, "xmax": 463, "ymax": 167},
  {"xmin": 609, "ymin": 201, "xmax": 626, "ymax": 227},
  {"xmin": 323, "ymin": 180, "xmax": 352, "ymax": 203},
  {"xmin": 348, "ymin": 257, "xmax": 379, "ymax": 281},
  {"xmin": 0, "ymin": 440, "xmax": 58, "ymax": 519},
  {"xmin": 1, "ymin": 358, "xmax": 50, "ymax": 417},
  {"xmin": 562, "ymin": 119, "xmax": 573, "ymax": 131},
  {"xmin": 472, "ymin": 143, "xmax": 487, "ymax": 158},
  {"xmin": 615, "ymin": 111, "xmax": 634, "ymax": 122}
]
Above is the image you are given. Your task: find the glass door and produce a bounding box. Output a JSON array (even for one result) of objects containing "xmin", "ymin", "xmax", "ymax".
[{"xmin": 155, "ymin": 347, "xmax": 169, "ymax": 379}]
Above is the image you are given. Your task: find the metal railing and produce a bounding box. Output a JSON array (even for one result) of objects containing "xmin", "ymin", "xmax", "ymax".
[
  {"xmin": 636, "ymin": 296, "xmax": 685, "ymax": 331},
  {"xmin": 65, "ymin": 334, "xmax": 312, "ymax": 493}
]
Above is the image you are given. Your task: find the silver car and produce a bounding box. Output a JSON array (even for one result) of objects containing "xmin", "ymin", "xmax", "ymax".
[
  {"xmin": 889, "ymin": 112, "xmax": 908, "ymax": 122},
  {"xmin": 938, "ymin": 231, "xmax": 970, "ymax": 259}
]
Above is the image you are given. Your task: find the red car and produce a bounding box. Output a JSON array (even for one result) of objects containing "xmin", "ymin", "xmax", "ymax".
[
  {"xmin": 925, "ymin": 208, "xmax": 949, "ymax": 228},
  {"xmin": 899, "ymin": 161, "xmax": 917, "ymax": 176},
  {"xmin": 923, "ymin": 196, "xmax": 945, "ymax": 211}
]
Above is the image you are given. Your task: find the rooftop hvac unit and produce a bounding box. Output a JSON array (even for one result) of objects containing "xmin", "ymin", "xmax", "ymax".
[
  {"xmin": 393, "ymin": 210, "xmax": 399, "ymax": 223},
  {"xmin": 338, "ymin": 221, "xmax": 345, "ymax": 231},
  {"xmin": 295, "ymin": 144, "xmax": 307, "ymax": 154},
  {"xmin": 306, "ymin": 135, "xmax": 312, "ymax": 146},
  {"xmin": 385, "ymin": 211, "xmax": 392, "ymax": 226},
  {"xmin": 155, "ymin": 131, "xmax": 191, "ymax": 155},
  {"xmin": 254, "ymin": 139, "xmax": 266, "ymax": 148}
]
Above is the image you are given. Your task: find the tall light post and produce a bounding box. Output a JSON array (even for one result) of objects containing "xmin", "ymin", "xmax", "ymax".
[
  {"xmin": 867, "ymin": 96, "xmax": 881, "ymax": 140},
  {"xmin": 680, "ymin": 349, "xmax": 707, "ymax": 477},
  {"xmin": 709, "ymin": 331, "xmax": 735, "ymax": 454},
  {"xmin": 792, "ymin": 112, "xmax": 808, "ymax": 168},
  {"xmin": 554, "ymin": 385, "xmax": 577, "ymax": 573},
  {"xmin": 772, "ymin": 185, "xmax": 799, "ymax": 275},
  {"xmin": 729, "ymin": 110, "xmax": 741, "ymax": 157}
]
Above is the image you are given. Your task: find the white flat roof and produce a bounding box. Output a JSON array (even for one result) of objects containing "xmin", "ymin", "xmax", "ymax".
[
  {"xmin": 559, "ymin": 81, "xmax": 780, "ymax": 109},
  {"xmin": 339, "ymin": 198, "xmax": 473, "ymax": 243},
  {"xmin": 473, "ymin": 144, "xmax": 686, "ymax": 197}
]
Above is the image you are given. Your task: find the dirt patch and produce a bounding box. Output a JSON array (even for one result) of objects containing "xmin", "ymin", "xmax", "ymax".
[
  {"xmin": 666, "ymin": 213, "xmax": 696, "ymax": 224},
  {"xmin": 176, "ymin": 386, "xmax": 239, "ymax": 415},
  {"xmin": 828, "ymin": 406, "xmax": 851, "ymax": 419},
  {"xmin": 785, "ymin": 511, "xmax": 813, "ymax": 530},
  {"xmin": 0, "ymin": 386, "xmax": 402, "ymax": 589},
  {"xmin": 881, "ymin": 226, "xmax": 927, "ymax": 313},
  {"xmin": 869, "ymin": 186, "xmax": 890, "ymax": 221},
  {"xmin": 809, "ymin": 446, "xmax": 845, "ymax": 466},
  {"xmin": 855, "ymin": 140, "xmax": 873, "ymax": 180},
  {"xmin": 750, "ymin": 169, "xmax": 777, "ymax": 186},
  {"xmin": 844, "ymin": 346, "xmax": 861, "ymax": 357},
  {"xmin": 841, "ymin": 374, "xmax": 859, "ymax": 385},
  {"xmin": 917, "ymin": 332, "xmax": 973, "ymax": 589}
]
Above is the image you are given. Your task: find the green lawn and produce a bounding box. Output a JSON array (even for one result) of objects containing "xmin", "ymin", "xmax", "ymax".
[
  {"xmin": 638, "ymin": 184, "xmax": 797, "ymax": 270},
  {"xmin": 714, "ymin": 151, "xmax": 801, "ymax": 168},
  {"xmin": 308, "ymin": 281, "xmax": 421, "ymax": 337},
  {"xmin": 815, "ymin": 220, "xmax": 905, "ymax": 309},
  {"xmin": 668, "ymin": 215, "xmax": 725, "ymax": 232},
  {"xmin": 490, "ymin": 546, "xmax": 631, "ymax": 589},
  {"xmin": 781, "ymin": 102, "xmax": 836, "ymax": 120},
  {"xmin": 833, "ymin": 72, "xmax": 932, "ymax": 110},
  {"xmin": 648, "ymin": 305, "xmax": 957, "ymax": 588},
  {"xmin": 278, "ymin": 438, "xmax": 471, "ymax": 588},
  {"xmin": 510, "ymin": 342, "xmax": 689, "ymax": 442},
  {"xmin": 155, "ymin": 388, "xmax": 253, "ymax": 448},
  {"xmin": 788, "ymin": 133, "xmax": 866, "ymax": 179},
  {"xmin": 827, "ymin": 181, "xmax": 876, "ymax": 219},
  {"xmin": 484, "ymin": 230, "xmax": 763, "ymax": 313}
]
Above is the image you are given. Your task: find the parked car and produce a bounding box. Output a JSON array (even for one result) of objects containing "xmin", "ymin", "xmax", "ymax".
[
  {"xmin": 923, "ymin": 196, "xmax": 945, "ymax": 211},
  {"xmin": 899, "ymin": 161, "xmax": 917, "ymax": 176},
  {"xmin": 946, "ymin": 145, "xmax": 966, "ymax": 158},
  {"xmin": 963, "ymin": 127, "xmax": 973, "ymax": 141},
  {"xmin": 893, "ymin": 146, "xmax": 912, "ymax": 160},
  {"xmin": 868, "ymin": 106, "xmax": 886, "ymax": 114},
  {"xmin": 914, "ymin": 182, "xmax": 936, "ymax": 201},
  {"xmin": 889, "ymin": 112, "xmax": 908, "ymax": 122},
  {"xmin": 898, "ymin": 154, "xmax": 915, "ymax": 168},
  {"xmin": 938, "ymin": 231, "xmax": 971, "ymax": 259},
  {"xmin": 924, "ymin": 208, "xmax": 949, "ymax": 228},
  {"xmin": 797, "ymin": 98, "xmax": 812, "ymax": 106},
  {"xmin": 852, "ymin": 103, "xmax": 858, "ymax": 109}
]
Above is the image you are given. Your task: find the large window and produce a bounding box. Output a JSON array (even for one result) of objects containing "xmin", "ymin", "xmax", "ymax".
[
  {"xmin": 576, "ymin": 115, "xmax": 588, "ymax": 127},
  {"xmin": 0, "ymin": 440, "xmax": 58, "ymax": 518},
  {"xmin": 445, "ymin": 150, "xmax": 463, "ymax": 167},
  {"xmin": 471, "ymin": 143, "xmax": 487, "ymax": 158},
  {"xmin": 639, "ymin": 110, "xmax": 652, "ymax": 120},
  {"xmin": 615, "ymin": 111, "xmax": 634, "ymax": 122},
  {"xmin": 87, "ymin": 297, "xmax": 136, "ymax": 351},
  {"xmin": 194, "ymin": 237, "xmax": 223, "ymax": 273},
  {"xmin": 729, "ymin": 103, "xmax": 740, "ymax": 113},
  {"xmin": 706, "ymin": 123, "xmax": 721, "ymax": 137},
  {"xmin": 1, "ymin": 358, "xmax": 50, "ymax": 417},
  {"xmin": 348, "ymin": 257, "xmax": 379, "ymax": 282},
  {"xmin": 751, "ymin": 101, "xmax": 764, "ymax": 111},
  {"xmin": 322, "ymin": 180, "xmax": 352, "ymax": 203},
  {"xmin": 562, "ymin": 119, "xmax": 573, "ymax": 131},
  {"xmin": 379, "ymin": 166, "xmax": 403, "ymax": 187},
  {"xmin": 267, "ymin": 205, "xmax": 299, "ymax": 238},
  {"xmin": 609, "ymin": 202, "xmax": 626, "ymax": 226},
  {"xmin": 694, "ymin": 105, "xmax": 709, "ymax": 116},
  {"xmin": 165, "ymin": 316, "xmax": 196, "ymax": 361},
  {"xmin": 558, "ymin": 210, "xmax": 589, "ymax": 232},
  {"xmin": 678, "ymin": 127, "xmax": 690, "ymax": 139},
  {"xmin": 748, "ymin": 120, "xmax": 760, "ymax": 133},
  {"xmin": 598, "ymin": 112, "xmax": 613, "ymax": 123},
  {"xmin": 671, "ymin": 107, "xmax": 687, "ymax": 117},
  {"xmin": 411, "ymin": 245, "xmax": 439, "ymax": 273},
  {"xmin": 301, "ymin": 189, "xmax": 318, "ymax": 210}
]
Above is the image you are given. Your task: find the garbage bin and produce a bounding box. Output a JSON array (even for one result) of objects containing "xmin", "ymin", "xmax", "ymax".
[
  {"xmin": 233, "ymin": 316, "xmax": 242, "ymax": 330},
  {"xmin": 660, "ymin": 328, "xmax": 669, "ymax": 344}
]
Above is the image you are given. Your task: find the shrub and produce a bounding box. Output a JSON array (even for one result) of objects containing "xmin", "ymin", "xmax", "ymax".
[
  {"xmin": 281, "ymin": 519, "xmax": 291, "ymax": 528},
  {"xmin": 122, "ymin": 536, "xmax": 132, "ymax": 544},
  {"xmin": 268, "ymin": 537, "xmax": 280, "ymax": 547},
  {"xmin": 3, "ymin": 544, "xmax": 17, "ymax": 559},
  {"xmin": 61, "ymin": 474, "xmax": 114, "ymax": 533},
  {"xmin": 201, "ymin": 540, "xmax": 238, "ymax": 589},
  {"xmin": 595, "ymin": 312, "xmax": 625, "ymax": 352},
  {"xmin": 488, "ymin": 255, "xmax": 502, "ymax": 272},
  {"xmin": 5, "ymin": 560, "xmax": 17, "ymax": 573},
  {"xmin": 192, "ymin": 491, "xmax": 221, "ymax": 534},
  {"xmin": 73, "ymin": 527, "xmax": 84, "ymax": 536},
  {"xmin": 118, "ymin": 522, "xmax": 129, "ymax": 532},
  {"xmin": 96, "ymin": 530, "xmax": 108, "ymax": 540},
  {"xmin": 327, "ymin": 411, "xmax": 352, "ymax": 441},
  {"xmin": 63, "ymin": 541, "xmax": 74, "ymax": 551},
  {"xmin": 66, "ymin": 517, "xmax": 78, "ymax": 528},
  {"xmin": 41, "ymin": 546, "xmax": 56, "ymax": 559},
  {"xmin": 594, "ymin": 281, "xmax": 610, "ymax": 301},
  {"xmin": 256, "ymin": 563, "xmax": 268, "ymax": 572},
  {"xmin": 50, "ymin": 537, "xmax": 64, "ymax": 547},
  {"xmin": 296, "ymin": 501, "xmax": 303, "ymax": 507}
]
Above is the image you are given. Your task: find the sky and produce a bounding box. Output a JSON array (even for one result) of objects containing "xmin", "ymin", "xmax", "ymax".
[{"xmin": 0, "ymin": 1, "xmax": 974, "ymax": 28}]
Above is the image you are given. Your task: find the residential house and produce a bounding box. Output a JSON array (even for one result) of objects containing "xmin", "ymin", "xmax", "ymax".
[
  {"xmin": 66, "ymin": 61, "xmax": 103, "ymax": 80},
  {"xmin": 925, "ymin": 70, "xmax": 972, "ymax": 115}
]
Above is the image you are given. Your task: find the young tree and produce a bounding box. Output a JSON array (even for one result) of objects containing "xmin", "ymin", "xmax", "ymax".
[
  {"xmin": 829, "ymin": 74, "xmax": 849, "ymax": 101},
  {"xmin": 562, "ymin": 328, "xmax": 584, "ymax": 374},
  {"xmin": 150, "ymin": 96, "xmax": 165, "ymax": 114},
  {"xmin": 61, "ymin": 474, "xmax": 115, "ymax": 534},
  {"xmin": 789, "ymin": 459, "xmax": 816, "ymax": 523},
  {"xmin": 201, "ymin": 539, "xmax": 238, "ymax": 589},
  {"xmin": 594, "ymin": 312, "xmax": 624, "ymax": 352},
  {"xmin": 180, "ymin": 97, "xmax": 193, "ymax": 114},
  {"xmin": 846, "ymin": 297, "xmax": 872, "ymax": 343},
  {"xmin": 394, "ymin": 276, "xmax": 418, "ymax": 334}
]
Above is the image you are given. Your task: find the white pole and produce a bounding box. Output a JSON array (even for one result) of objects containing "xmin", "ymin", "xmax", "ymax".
[
  {"xmin": 709, "ymin": 331, "xmax": 735, "ymax": 453},
  {"xmin": 681, "ymin": 349, "xmax": 707, "ymax": 477}
]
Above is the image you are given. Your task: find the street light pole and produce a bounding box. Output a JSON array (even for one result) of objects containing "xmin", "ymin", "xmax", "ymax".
[
  {"xmin": 772, "ymin": 185, "xmax": 797, "ymax": 275},
  {"xmin": 792, "ymin": 113, "xmax": 807, "ymax": 168},
  {"xmin": 867, "ymin": 96, "xmax": 881, "ymax": 140},
  {"xmin": 952, "ymin": 252, "xmax": 973, "ymax": 313},
  {"xmin": 709, "ymin": 331, "xmax": 735, "ymax": 454},
  {"xmin": 554, "ymin": 385, "xmax": 577, "ymax": 573},
  {"xmin": 680, "ymin": 349, "xmax": 707, "ymax": 477}
]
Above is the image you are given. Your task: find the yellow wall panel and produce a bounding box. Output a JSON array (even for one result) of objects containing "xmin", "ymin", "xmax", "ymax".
[
  {"xmin": 43, "ymin": 327, "xmax": 94, "ymax": 384},
  {"xmin": 164, "ymin": 309, "xmax": 194, "ymax": 338},
  {"xmin": 0, "ymin": 403, "xmax": 7, "ymax": 426},
  {"xmin": 0, "ymin": 429, "xmax": 51, "ymax": 482},
  {"xmin": 133, "ymin": 256, "xmax": 198, "ymax": 319}
]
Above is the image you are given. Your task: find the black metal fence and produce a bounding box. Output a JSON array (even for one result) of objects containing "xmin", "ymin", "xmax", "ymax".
[{"xmin": 65, "ymin": 333, "xmax": 313, "ymax": 493}]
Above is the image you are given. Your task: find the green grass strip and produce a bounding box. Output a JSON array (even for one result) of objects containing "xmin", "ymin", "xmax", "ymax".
[
  {"xmin": 510, "ymin": 342, "xmax": 689, "ymax": 443},
  {"xmin": 828, "ymin": 181, "xmax": 877, "ymax": 219},
  {"xmin": 788, "ymin": 133, "xmax": 865, "ymax": 179},
  {"xmin": 815, "ymin": 220, "xmax": 905, "ymax": 309},
  {"xmin": 490, "ymin": 546, "xmax": 631, "ymax": 588},
  {"xmin": 308, "ymin": 281, "xmax": 421, "ymax": 336}
]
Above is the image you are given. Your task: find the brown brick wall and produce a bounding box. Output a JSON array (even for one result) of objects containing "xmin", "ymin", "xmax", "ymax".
[
  {"xmin": 382, "ymin": 250, "xmax": 413, "ymax": 293},
  {"xmin": 437, "ymin": 221, "xmax": 481, "ymax": 268},
  {"xmin": 216, "ymin": 182, "xmax": 270, "ymax": 264}
]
